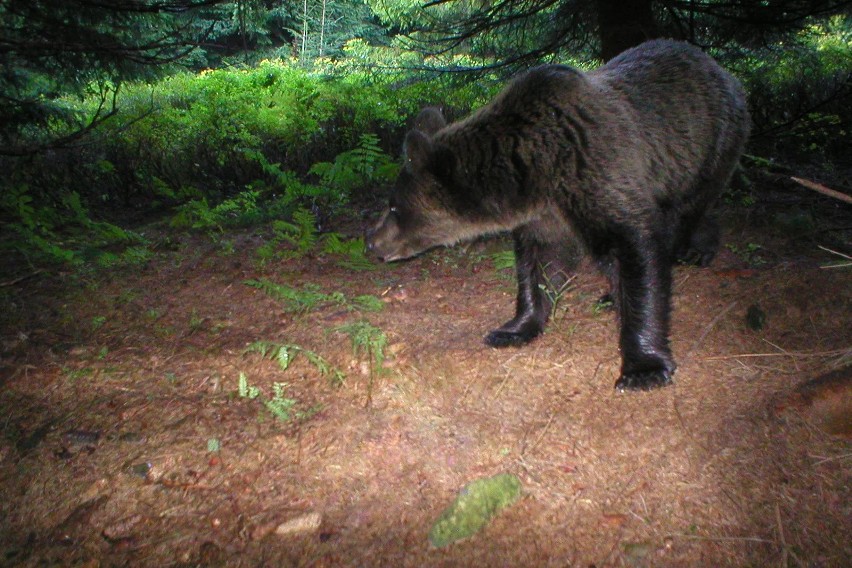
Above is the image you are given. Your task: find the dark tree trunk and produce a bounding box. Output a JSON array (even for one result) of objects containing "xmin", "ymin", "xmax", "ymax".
[{"xmin": 597, "ymin": 0, "xmax": 658, "ymax": 61}]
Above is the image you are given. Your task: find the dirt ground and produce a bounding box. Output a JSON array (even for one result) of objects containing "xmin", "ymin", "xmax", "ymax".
[{"xmin": 1, "ymin": 186, "xmax": 850, "ymax": 567}]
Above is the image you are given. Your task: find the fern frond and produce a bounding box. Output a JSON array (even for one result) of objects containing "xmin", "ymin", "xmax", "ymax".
[
  {"xmin": 337, "ymin": 321, "xmax": 388, "ymax": 368},
  {"xmin": 351, "ymin": 295, "xmax": 384, "ymax": 312},
  {"xmin": 245, "ymin": 340, "xmax": 346, "ymax": 385}
]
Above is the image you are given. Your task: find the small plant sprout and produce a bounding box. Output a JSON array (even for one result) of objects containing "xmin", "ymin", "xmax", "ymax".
[
  {"xmin": 236, "ymin": 373, "xmax": 315, "ymax": 424},
  {"xmin": 592, "ymin": 296, "xmax": 615, "ymax": 316},
  {"xmin": 91, "ymin": 315, "xmax": 106, "ymax": 330},
  {"xmin": 337, "ymin": 321, "xmax": 388, "ymax": 408},
  {"xmin": 725, "ymin": 242, "xmax": 767, "ymax": 267},
  {"xmin": 238, "ymin": 372, "xmax": 260, "ymax": 399},
  {"xmin": 538, "ymin": 263, "xmax": 576, "ymax": 320},
  {"xmin": 264, "ymin": 382, "xmax": 297, "ymax": 422}
]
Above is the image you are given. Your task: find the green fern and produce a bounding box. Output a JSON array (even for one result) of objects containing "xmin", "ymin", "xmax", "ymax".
[
  {"xmin": 336, "ymin": 321, "xmax": 388, "ymax": 369},
  {"xmin": 244, "ymin": 278, "xmax": 382, "ymax": 314},
  {"xmin": 337, "ymin": 320, "xmax": 388, "ymax": 407},
  {"xmin": 264, "ymin": 382, "xmax": 297, "ymax": 422},
  {"xmin": 236, "ymin": 373, "xmax": 306, "ymax": 423},
  {"xmin": 244, "ymin": 279, "xmax": 328, "ymax": 313},
  {"xmin": 490, "ymin": 250, "xmax": 516, "ymax": 271},
  {"xmin": 350, "ymin": 295, "xmax": 385, "ymax": 312},
  {"xmin": 170, "ymin": 190, "xmax": 262, "ymax": 232},
  {"xmin": 308, "ymin": 133, "xmax": 399, "ymax": 200},
  {"xmin": 322, "ymin": 233, "xmax": 376, "ymax": 271},
  {"xmin": 245, "ymin": 340, "xmax": 345, "ymax": 385},
  {"xmin": 238, "ymin": 371, "xmax": 260, "ymax": 399},
  {"xmin": 274, "ymin": 207, "xmax": 318, "ymax": 256}
]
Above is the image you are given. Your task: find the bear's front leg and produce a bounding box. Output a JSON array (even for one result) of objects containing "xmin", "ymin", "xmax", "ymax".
[
  {"xmin": 485, "ymin": 230, "xmax": 550, "ymax": 348},
  {"xmin": 613, "ymin": 230, "xmax": 676, "ymax": 391}
]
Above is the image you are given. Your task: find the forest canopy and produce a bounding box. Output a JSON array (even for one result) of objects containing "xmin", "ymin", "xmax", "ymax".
[{"xmin": 1, "ymin": 0, "xmax": 850, "ymax": 268}]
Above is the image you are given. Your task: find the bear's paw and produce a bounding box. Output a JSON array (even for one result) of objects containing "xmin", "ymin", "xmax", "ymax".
[{"xmin": 614, "ymin": 369, "xmax": 674, "ymax": 391}]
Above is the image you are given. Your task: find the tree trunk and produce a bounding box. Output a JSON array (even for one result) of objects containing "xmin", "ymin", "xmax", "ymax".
[{"xmin": 596, "ymin": 0, "xmax": 658, "ymax": 61}]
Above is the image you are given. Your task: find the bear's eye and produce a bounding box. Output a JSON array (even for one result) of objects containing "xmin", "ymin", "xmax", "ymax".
[{"xmin": 389, "ymin": 206, "xmax": 399, "ymax": 214}]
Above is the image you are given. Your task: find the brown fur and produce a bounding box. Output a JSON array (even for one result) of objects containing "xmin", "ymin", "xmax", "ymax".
[{"xmin": 367, "ymin": 40, "xmax": 750, "ymax": 391}]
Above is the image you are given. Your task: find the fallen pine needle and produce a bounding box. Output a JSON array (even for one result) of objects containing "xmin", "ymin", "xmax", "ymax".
[
  {"xmin": 669, "ymin": 533, "xmax": 774, "ymax": 544},
  {"xmin": 703, "ymin": 348, "xmax": 849, "ymax": 361}
]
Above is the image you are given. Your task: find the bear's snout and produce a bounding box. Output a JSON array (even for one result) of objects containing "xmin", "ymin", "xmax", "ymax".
[{"xmin": 364, "ymin": 228, "xmax": 385, "ymax": 262}]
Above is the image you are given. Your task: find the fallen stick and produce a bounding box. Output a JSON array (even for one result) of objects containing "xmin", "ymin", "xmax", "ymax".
[
  {"xmin": 0, "ymin": 270, "xmax": 42, "ymax": 287},
  {"xmin": 790, "ymin": 176, "xmax": 852, "ymax": 205}
]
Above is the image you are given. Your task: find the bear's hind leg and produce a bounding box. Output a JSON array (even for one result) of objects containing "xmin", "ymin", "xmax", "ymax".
[
  {"xmin": 485, "ymin": 229, "xmax": 553, "ymax": 348},
  {"xmin": 675, "ymin": 211, "xmax": 720, "ymax": 267}
]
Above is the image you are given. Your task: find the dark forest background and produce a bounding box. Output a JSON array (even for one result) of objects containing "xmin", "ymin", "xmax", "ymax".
[{"xmin": 1, "ymin": 0, "xmax": 850, "ymax": 269}]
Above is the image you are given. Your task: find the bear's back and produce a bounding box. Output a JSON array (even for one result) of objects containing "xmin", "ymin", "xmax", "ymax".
[{"xmin": 589, "ymin": 39, "xmax": 749, "ymax": 140}]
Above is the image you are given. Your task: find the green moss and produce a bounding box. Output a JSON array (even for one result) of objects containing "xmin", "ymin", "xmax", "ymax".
[{"xmin": 428, "ymin": 473, "xmax": 522, "ymax": 548}]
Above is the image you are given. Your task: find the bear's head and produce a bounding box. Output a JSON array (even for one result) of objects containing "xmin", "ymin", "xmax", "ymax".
[{"xmin": 366, "ymin": 108, "xmax": 466, "ymax": 262}]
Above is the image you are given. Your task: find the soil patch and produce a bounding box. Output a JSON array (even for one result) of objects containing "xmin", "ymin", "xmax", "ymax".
[{"xmin": 1, "ymin": 204, "xmax": 850, "ymax": 566}]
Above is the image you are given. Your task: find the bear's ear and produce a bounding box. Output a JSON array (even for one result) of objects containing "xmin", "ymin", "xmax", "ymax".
[
  {"xmin": 413, "ymin": 107, "xmax": 446, "ymax": 137},
  {"xmin": 403, "ymin": 129, "xmax": 433, "ymax": 173}
]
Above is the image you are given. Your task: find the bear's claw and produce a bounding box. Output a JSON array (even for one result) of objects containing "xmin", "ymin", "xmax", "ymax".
[{"xmin": 614, "ymin": 369, "xmax": 673, "ymax": 392}]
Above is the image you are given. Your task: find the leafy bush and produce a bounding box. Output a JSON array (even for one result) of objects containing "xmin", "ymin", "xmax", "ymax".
[
  {"xmin": 0, "ymin": 53, "xmax": 502, "ymax": 266},
  {"xmin": 731, "ymin": 15, "xmax": 851, "ymax": 165}
]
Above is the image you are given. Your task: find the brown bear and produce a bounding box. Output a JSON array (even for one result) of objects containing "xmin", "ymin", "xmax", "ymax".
[{"xmin": 366, "ymin": 39, "xmax": 750, "ymax": 391}]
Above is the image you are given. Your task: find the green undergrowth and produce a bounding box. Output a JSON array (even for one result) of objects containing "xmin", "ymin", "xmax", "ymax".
[
  {"xmin": 3, "ymin": 19, "xmax": 849, "ymax": 269},
  {"xmin": 0, "ymin": 60, "xmax": 498, "ymax": 269},
  {"xmin": 245, "ymin": 340, "xmax": 346, "ymax": 386},
  {"xmin": 244, "ymin": 278, "xmax": 384, "ymax": 314}
]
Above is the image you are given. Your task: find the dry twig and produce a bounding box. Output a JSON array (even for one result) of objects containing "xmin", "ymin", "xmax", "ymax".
[{"xmin": 790, "ymin": 176, "xmax": 852, "ymax": 205}]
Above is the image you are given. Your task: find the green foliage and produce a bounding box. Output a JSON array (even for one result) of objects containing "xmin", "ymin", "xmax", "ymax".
[
  {"xmin": 1, "ymin": 53, "xmax": 496, "ymax": 266},
  {"xmin": 732, "ymin": 15, "xmax": 851, "ymax": 164},
  {"xmin": 591, "ymin": 296, "xmax": 615, "ymax": 316},
  {"xmin": 321, "ymin": 234, "xmax": 376, "ymax": 271},
  {"xmin": 0, "ymin": 0, "xmax": 196, "ymax": 154},
  {"xmin": 244, "ymin": 279, "xmax": 330, "ymax": 313},
  {"xmin": 489, "ymin": 250, "xmax": 516, "ymax": 272},
  {"xmin": 723, "ymin": 187, "xmax": 756, "ymax": 208},
  {"xmin": 350, "ymin": 295, "xmax": 386, "ymax": 312},
  {"xmin": 170, "ymin": 190, "xmax": 264, "ymax": 232},
  {"xmin": 7, "ymin": 8, "xmax": 846, "ymax": 271},
  {"xmin": 428, "ymin": 473, "xmax": 523, "ymax": 548},
  {"xmin": 253, "ymin": 209, "xmax": 375, "ymax": 269},
  {"xmin": 238, "ymin": 371, "xmax": 261, "ymax": 399},
  {"xmin": 264, "ymin": 382, "xmax": 298, "ymax": 422},
  {"xmin": 725, "ymin": 242, "xmax": 767, "ymax": 267},
  {"xmin": 538, "ymin": 268, "xmax": 575, "ymax": 320},
  {"xmin": 244, "ymin": 279, "xmax": 384, "ymax": 314},
  {"xmin": 337, "ymin": 319, "xmax": 388, "ymax": 407},
  {"xmin": 237, "ymin": 372, "xmax": 314, "ymax": 424},
  {"xmin": 245, "ymin": 340, "xmax": 345, "ymax": 385},
  {"xmin": 309, "ymin": 133, "xmax": 399, "ymax": 201},
  {"xmin": 275, "ymin": 208, "xmax": 319, "ymax": 255},
  {"xmin": 0, "ymin": 182, "xmax": 143, "ymax": 265},
  {"xmin": 336, "ymin": 320, "xmax": 388, "ymax": 370}
]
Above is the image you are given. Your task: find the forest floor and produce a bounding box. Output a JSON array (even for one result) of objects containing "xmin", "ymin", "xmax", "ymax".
[{"xmin": 0, "ymin": 179, "xmax": 850, "ymax": 567}]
